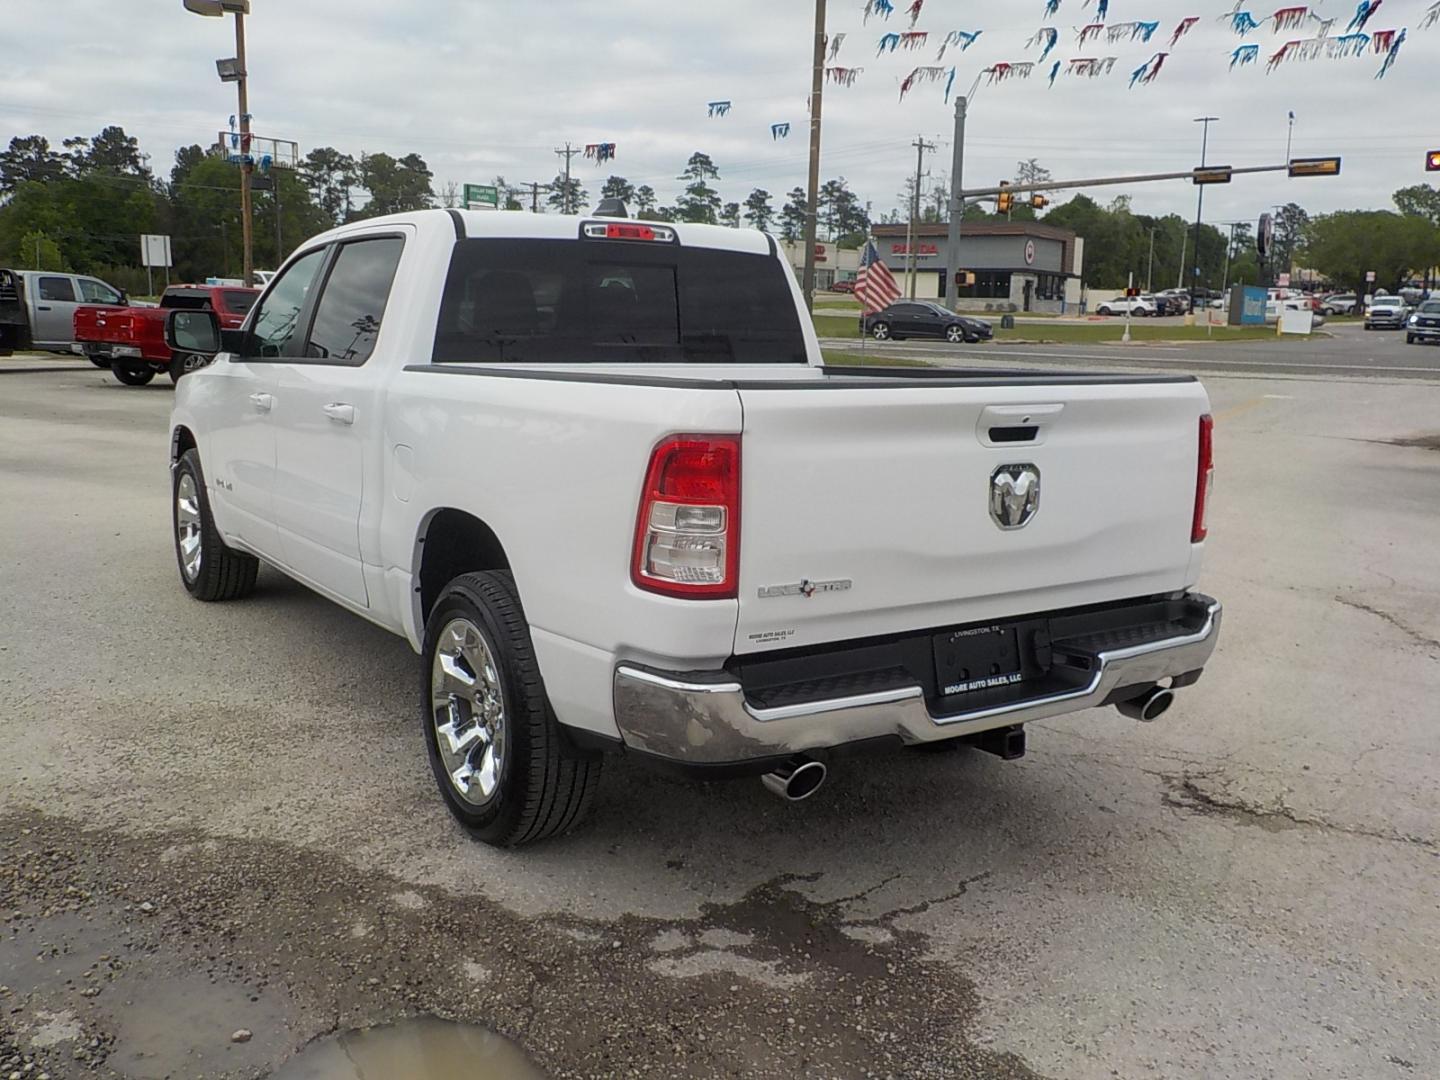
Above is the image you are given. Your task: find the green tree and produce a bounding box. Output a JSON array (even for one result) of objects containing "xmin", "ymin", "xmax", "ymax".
[
  {"xmin": 634, "ymin": 185, "xmax": 658, "ymax": 217},
  {"xmin": 679, "ymin": 152, "xmax": 719, "ymax": 182},
  {"xmin": 1393, "ymin": 184, "xmax": 1440, "ymax": 226},
  {"xmin": 779, "ymin": 187, "xmax": 808, "ymax": 242},
  {"xmin": 546, "ymin": 173, "xmax": 588, "ymax": 214},
  {"xmin": 170, "ymin": 144, "xmax": 208, "ymax": 190},
  {"xmin": 720, "ymin": 201, "xmax": 741, "ymax": 228},
  {"xmin": 356, "ymin": 152, "xmax": 433, "ymax": 217},
  {"xmin": 1301, "ymin": 210, "xmax": 1435, "ymax": 294},
  {"xmin": 600, "ymin": 175, "xmax": 635, "ymax": 204},
  {"xmin": 301, "ymin": 147, "xmax": 359, "ymax": 224},
  {"xmin": 674, "ymin": 152, "xmax": 722, "ymax": 224},
  {"xmin": 1273, "ymin": 202, "xmax": 1309, "ymax": 275},
  {"xmin": 63, "ymin": 126, "xmax": 149, "ymax": 179},
  {"xmin": 743, "ymin": 188, "xmax": 774, "ymax": 231},
  {"xmin": 0, "ymin": 136, "xmax": 67, "ymax": 192},
  {"xmin": 490, "ymin": 176, "xmax": 524, "ymax": 211},
  {"xmin": 818, "ymin": 177, "xmax": 870, "ymax": 244},
  {"xmin": 17, "ymin": 231, "xmax": 66, "ymax": 270}
]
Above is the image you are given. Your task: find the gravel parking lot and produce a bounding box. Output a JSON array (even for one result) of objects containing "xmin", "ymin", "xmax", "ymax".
[{"xmin": 2, "ymin": 358, "xmax": 1437, "ymax": 1079}]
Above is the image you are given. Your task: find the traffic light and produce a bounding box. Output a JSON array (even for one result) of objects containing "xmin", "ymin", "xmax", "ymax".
[
  {"xmin": 1427, "ymin": 150, "xmax": 1440, "ymax": 172},
  {"xmin": 997, "ymin": 181, "xmax": 1013, "ymax": 214},
  {"xmin": 1030, "ymin": 194, "xmax": 1049, "ymax": 210}
]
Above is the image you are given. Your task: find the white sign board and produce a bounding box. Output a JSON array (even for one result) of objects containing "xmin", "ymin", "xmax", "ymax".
[
  {"xmin": 1278, "ymin": 307, "xmax": 1314, "ymax": 336},
  {"xmin": 1365, "ymin": 270, "xmax": 1377, "ymax": 283},
  {"xmin": 1277, "ymin": 272, "xmax": 1291, "ymax": 287},
  {"xmin": 140, "ymin": 234, "xmax": 173, "ymax": 269}
]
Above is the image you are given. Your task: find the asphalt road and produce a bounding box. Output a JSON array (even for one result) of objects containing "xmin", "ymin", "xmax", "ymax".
[
  {"xmin": 1, "ymin": 359, "xmax": 1438, "ymax": 1079},
  {"xmin": 824, "ymin": 322, "xmax": 1440, "ymax": 382}
]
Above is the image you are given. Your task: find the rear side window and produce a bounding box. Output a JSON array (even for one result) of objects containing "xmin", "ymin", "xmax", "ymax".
[
  {"xmin": 37, "ymin": 277, "xmax": 75, "ymax": 302},
  {"xmin": 79, "ymin": 279, "xmax": 122, "ymax": 304},
  {"xmin": 222, "ymin": 290, "xmax": 259, "ymax": 315},
  {"xmin": 432, "ymin": 238, "xmax": 807, "ymax": 364},
  {"xmin": 303, "ymin": 237, "xmax": 404, "ymax": 365}
]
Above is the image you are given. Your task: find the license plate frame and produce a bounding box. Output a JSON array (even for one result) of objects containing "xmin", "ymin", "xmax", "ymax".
[{"xmin": 932, "ymin": 624, "xmax": 1024, "ymax": 698}]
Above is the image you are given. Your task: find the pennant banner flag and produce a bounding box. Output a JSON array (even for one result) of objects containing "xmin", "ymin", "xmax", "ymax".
[
  {"xmin": 1169, "ymin": 17, "xmax": 1200, "ymax": 46},
  {"xmin": 1078, "ymin": 23, "xmax": 1106, "ymax": 44},
  {"xmin": 1230, "ymin": 43, "xmax": 1261, "ymax": 66},
  {"xmin": 583, "ymin": 143, "xmax": 616, "ymax": 164},
  {"xmin": 828, "ymin": 32, "xmax": 847, "ymax": 61},
  {"xmin": 1044, "ymin": 0, "xmax": 1061, "ymax": 17},
  {"xmin": 1376, "ymin": 27, "xmax": 1405, "ymax": 76},
  {"xmin": 983, "ymin": 61, "xmax": 1037, "ymax": 84},
  {"xmin": 898, "ymin": 64, "xmax": 949, "ymax": 101},
  {"xmin": 937, "ymin": 30, "xmax": 982, "ymax": 60},
  {"xmin": 878, "ymin": 32, "xmax": 901, "ymax": 54},
  {"xmin": 707, "ymin": 101, "xmax": 732, "ymax": 118},
  {"xmin": 1069, "ymin": 55, "xmax": 1119, "ymax": 77},
  {"xmin": 906, "ymin": 0, "xmax": 924, "ymax": 28},
  {"xmin": 770, "ymin": 123, "xmax": 791, "ymax": 140},
  {"xmin": 1424, "ymin": 2, "xmax": 1440, "ymax": 29},
  {"xmin": 1348, "ymin": 1, "xmax": 1382, "ymax": 33},
  {"xmin": 1027, "ymin": 27, "xmax": 1060, "ymax": 61},
  {"xmin": 863, "ymin": 0, "xmax": 894, "ymax": 22},
  {"xmin": 1129, "ymin": 52, "xmax": 1168, "ymax": 86},
  {"xmin": 1048, "ymin": 59, "xmax": 1061, "ymax": 85},
  {"xmin": 1108, "ymin": 21, "xmax": 1161, "ymax": 43},
  {"xmin": 826, "ymin": 66, "xmax": 863, "ymax": 86},
  {"xmin": 1272, "ymin": 7, "xmax": 1311, "ymax": 33}
]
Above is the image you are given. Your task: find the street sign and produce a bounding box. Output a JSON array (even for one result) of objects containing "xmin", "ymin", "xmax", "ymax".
[
  {"xmin": 463, "ymin": 183, "xmax": 499, "ymax": 210},
  {"xmin": 1257, "ymin": 213, "xmax": 1274, "ymax": 259},
  {"xmin": 139, "ymin": 234, "xmax": 173, "ymax": 269},
  {"xmin": 1277, "ymin": 272, "xmax": 1291, "ymax": 288},
  {"xmin": 1366, "ymin": 270, "xmax": 1377, "ymax": 283},
  {"xmin": 1287, "ymin": 157, "xmax": 1342, "ymax": 178},
  {"xmin": 1427, "ymin": 151, "xmax": 1440, "ymax": 173},
  {"xmin": 1192, "ymin": 166, "xmax": 1234, "ymax": 185}
]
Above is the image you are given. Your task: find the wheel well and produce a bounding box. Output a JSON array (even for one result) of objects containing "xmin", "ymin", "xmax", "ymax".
[
  {"xmin": 418, "ymin": 509, "xmax": 511, "ymax": 620},
  {"xmin": 171, "ymin": 425, "xmax": 197, "ymax": 463}
]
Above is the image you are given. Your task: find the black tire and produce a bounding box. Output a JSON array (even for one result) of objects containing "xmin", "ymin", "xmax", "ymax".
[
  {"xmin": 1408, "ymin": 334, "xmax": 1416, "ymax": 344},
  {"xmin": 871, "ymin": 322, "xmax": 891, "ymax": 341},
  {"xmin": 422, "ymin": 571, "xmax": 601, "ymax": 847},
  {"xmin": 114, "ymin": 364, "xmax": 155, "ymax": 386},
  {"xmin": 168, "ymin": 352, "xmax": 209, "ymax": 383},
  {"xmin": 88, "ymin": 354, "xmax": 112, "ymax": 369},
  {"xmin": 945, "ymin": 324, "xmax": 966, "ymax": 343},
  {"xmin": 172, "ymin": 449, "xmax": 259, "ymax": 601},
  {"xmin": 1097, "ymin": 306, "xmax": 1114, "ymax": 317}
]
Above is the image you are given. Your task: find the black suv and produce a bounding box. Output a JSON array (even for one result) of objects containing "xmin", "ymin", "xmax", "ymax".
[{"xmin": 862, "ymin": 301, "xmax": 994, "ymax": 343}]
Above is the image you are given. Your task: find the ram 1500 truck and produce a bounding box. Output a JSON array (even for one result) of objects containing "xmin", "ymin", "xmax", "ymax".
[
  {"xmin": 165, "ymin": 209, "xmax": 1222, "ymax": 847},
  {"xmin": 75, "ymin": 284, "xmax": 260, "ymax": 384}
]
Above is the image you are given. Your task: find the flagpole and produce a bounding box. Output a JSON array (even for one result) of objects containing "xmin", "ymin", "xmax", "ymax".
[{"xmin": 859, "ymin": 230, "xmax": 869, "ymax": 367}]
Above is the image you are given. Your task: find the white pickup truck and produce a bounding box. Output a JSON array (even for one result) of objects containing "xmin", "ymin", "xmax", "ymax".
[{"xmin": 166, "ymin": 208, "xmax": 1222, "ymax": 847}]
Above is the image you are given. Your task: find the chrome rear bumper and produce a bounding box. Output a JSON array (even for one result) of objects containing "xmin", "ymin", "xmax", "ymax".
[{"xmin": 613, "ymin": 596, "xmax": 1221, "ymax": 765}]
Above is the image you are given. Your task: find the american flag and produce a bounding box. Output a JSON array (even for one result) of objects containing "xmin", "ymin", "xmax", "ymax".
[{"xmin": 854, "ymin": 240, "xmax": 901, "ymax": 316}]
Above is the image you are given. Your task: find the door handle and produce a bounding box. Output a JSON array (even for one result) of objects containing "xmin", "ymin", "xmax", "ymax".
[
  {"xmin": 249, "ymin": 392, "xmax": 274, "ymax": 413},
  {"xmin": 323, "ymin": 402, "xmax": 355, "ymax": 425},
  {"xmin": 36, "ymin": 305, "xmax": 51, "ymax": 311}
]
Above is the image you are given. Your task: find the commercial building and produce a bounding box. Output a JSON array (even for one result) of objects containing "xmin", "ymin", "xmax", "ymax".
[
  {"xmin": 869, "ymin": 222, "xmax": 1085, "ymax": 314},
  {"xmin": 778, "ymin": 241, "xmax": 861, "ymax": 292}
]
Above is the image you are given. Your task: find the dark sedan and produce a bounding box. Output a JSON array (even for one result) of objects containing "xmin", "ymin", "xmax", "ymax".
[{"xmin": 862, "ymin": 301, "xmax": 993, "ymax": 343}]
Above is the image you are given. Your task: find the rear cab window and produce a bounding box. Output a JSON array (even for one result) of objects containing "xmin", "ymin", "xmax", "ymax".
[
  {"xmin": 161, "ymin": 288, "xmax": 214, "ymax": 311},
  {"xmin": 432, "ymin": 237, "xmax": 807, "ymax": 365},
  {"xmin": 221, "ymin": 290, "xmax": 259, "ymax": 316}
]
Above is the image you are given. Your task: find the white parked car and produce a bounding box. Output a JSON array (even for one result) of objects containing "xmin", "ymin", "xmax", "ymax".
[
  {"xmin": 165, "ymin": 209, "xmax": 1222, "ymax": 846},
  {"xmin": 1095, "ymin": 296, "xmax": 1157, "ymax": 317}
]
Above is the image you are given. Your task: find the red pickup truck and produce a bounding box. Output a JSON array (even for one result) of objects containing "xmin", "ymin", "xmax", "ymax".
[{"xmin": 74, "ymin": 285, "xmax": 260, "ymax": 385}]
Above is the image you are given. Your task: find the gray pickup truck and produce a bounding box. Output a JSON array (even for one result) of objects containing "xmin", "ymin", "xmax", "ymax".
[{"xmin": 0, "ymin": 269, "xmax": 129, "ymax": 356}]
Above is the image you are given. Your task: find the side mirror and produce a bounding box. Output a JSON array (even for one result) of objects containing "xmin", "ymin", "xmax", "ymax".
[
  {"xmin": 117, "ymin": 291, "xmax": 129, "ymax": 306},
  {"xmin": 165, "ymin": 309, "xmax": 221, "ymax": 355}
]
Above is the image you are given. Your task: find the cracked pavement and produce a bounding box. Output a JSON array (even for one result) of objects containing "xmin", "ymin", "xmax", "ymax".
[{"xmin": 1, "ymin": 366, "xmax": 1437, "ymax": 1078}]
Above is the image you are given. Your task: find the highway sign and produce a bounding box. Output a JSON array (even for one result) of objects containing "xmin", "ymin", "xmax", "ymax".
[{"xmin": 463, "ymin": 183, "xmax": 499, "ymax": 210}]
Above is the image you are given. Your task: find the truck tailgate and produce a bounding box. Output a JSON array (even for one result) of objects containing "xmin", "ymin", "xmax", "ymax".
[
  {"xmin": 734, "ymin": 376, "xmax": 1209, "ymax": 654},
  {"xmin": 73, "ymin": 305, "xmax": 135, "ymax": 343}
]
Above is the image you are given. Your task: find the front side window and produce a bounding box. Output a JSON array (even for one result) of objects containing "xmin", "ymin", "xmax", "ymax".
[
  {"xmin": 79, "ymin": 279, "xmax": 122, "ymax": 304},
  {"xmin": 304, "ymin": 237, "xmax": 404, "ymax": 364},
  {"xmin": 37, "ymin": 277, "xmax": 75, "ymax": 302},
  {"xmin": 248, "ymin": 248, "xmax": 326, "ymax": 358},
  {"xmin": 432, "ymin": 238, "xmax": 807, "ymax": 365}
]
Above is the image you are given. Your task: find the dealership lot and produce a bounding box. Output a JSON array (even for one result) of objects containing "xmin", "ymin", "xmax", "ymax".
[{"xmin": 1, "ymin": 352, "xmax": 1437, "ymax": 1078}]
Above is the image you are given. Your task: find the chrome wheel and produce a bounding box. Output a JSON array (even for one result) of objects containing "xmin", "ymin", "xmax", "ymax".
[
  {"xmin": 430, "ymin": 617, "xmax": 506, "ymax": 807},
  {"xmin": 946, "ymin": 324, "xmax": 965, "ymax": 343},
  {"xmin": 175, "ymin": 472, "xmax": 203, "ymax": 582},
  {"xmin": 872, "ymin": 322, "xmax": 891, "ymax": 340}
]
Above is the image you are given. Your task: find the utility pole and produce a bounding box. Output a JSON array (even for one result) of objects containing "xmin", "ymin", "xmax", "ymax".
[
  {"xmin": 523, "ymin": 181, "xmax": 550, "ymax": 214},
  {"xmin": 235, "ymin": 8, "xmax": 253, "ymax": 287},
  {"xmin": 943, "ymin": 94, "xmax": 967, "ymax": 310},
  {"xmin": 553, "ymin": 143, "xmax": 580, "ymax": 214},
  {"xmin": 905, "ymin": 136, "xmax": 936, "ymax": 299},
  {"xmin": 801, "ymin": 0, "xmax": 827, "ymax": 312},
  {"xmin": 1189, "ymin": 116, "xmax": 1219, "ymax": 317},
  {"xmin": 274, "ymin": 173, "xmax": 283, "ymax": 266},
  {"xmin": 1146, "ymin": 227, "xmax": 1156, "ymax": 293}
]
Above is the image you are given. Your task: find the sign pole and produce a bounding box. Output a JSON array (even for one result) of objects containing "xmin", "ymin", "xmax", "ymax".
[{"xmin": 1123, "ymin": 272, "xmax": 1132, "ymax": 344}]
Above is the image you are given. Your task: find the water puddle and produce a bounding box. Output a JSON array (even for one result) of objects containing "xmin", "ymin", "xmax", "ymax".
[{"xmin": 269, "ymin": 1016, "xmax": 545, "ymax": 1079}]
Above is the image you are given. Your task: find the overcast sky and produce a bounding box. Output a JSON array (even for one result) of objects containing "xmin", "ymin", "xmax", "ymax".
[{"xmin": 2, "ymin": 0, "xmax": 1433, "ymax": 225}]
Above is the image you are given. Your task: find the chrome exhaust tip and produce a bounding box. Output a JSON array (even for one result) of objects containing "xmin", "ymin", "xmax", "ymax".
[
  {"xmin": 761, "ymin": 756, "xmax": 828, "ymax": 802},
  {"xmin": 1117, "ymin": 686, "xmax": 1175, "ymax": 723}
]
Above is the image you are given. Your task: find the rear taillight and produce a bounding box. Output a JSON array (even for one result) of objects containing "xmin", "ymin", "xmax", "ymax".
[
  {"xmin": 1192, "ymin": 414, "xmax": 1214, "ymax": 543},
  {"xmin": 632, "ymin": 436, "xmax": 740, "ymax": 599}
]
